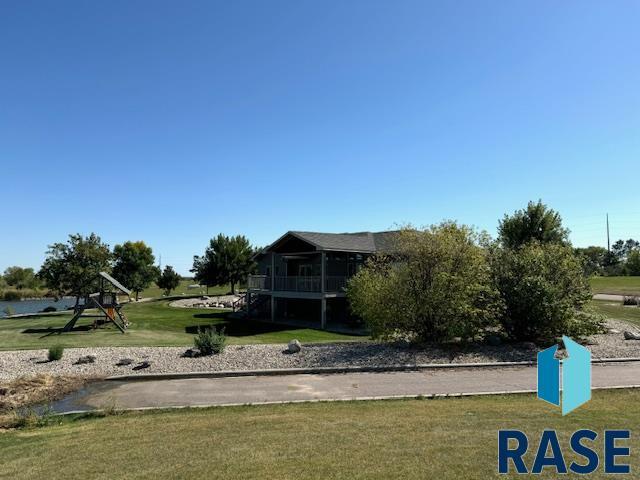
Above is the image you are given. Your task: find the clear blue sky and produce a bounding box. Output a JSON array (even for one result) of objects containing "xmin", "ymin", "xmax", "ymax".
[{"xmin": 1, "ymin": 1, "xmax": 639, "ymax": 275}]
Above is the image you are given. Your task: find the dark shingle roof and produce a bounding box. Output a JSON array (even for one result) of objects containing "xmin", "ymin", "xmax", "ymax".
[{"xmin": 288, "ymin": 231, "xmax": 399, "ymax": 253}]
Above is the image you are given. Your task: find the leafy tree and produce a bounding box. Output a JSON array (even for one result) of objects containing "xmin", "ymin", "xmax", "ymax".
[
  {"xmin": 38, "ymin": 233, "xmax": 112, "ymax": 303},
  {"xmin": 347, "ymin": 223, "xmax": 501, "ymax": 343},
  {"xmin": 156, "ymin": 265, "xmax": 181, "ymax": 296},
  {"xmin": 626, "ymin": 250, "xmax": 640, "ymax": 276},
  {"xmin": 192, "ymin": 234, "xmax": 256, "ymax": 294},
  {"xmin": 612, "ymin": 238, "xmax": 640, "ymax": 261},
  {"xmin": 3, "ymin": 266, "xmax": 39, "ymax": 290},
  {"xmin": 490, "ymin": 242, "xmax": 603, "ymax": 342},
  {"xmin": 113, "ymin": 241, "xmax": 160, "ymax": 300},
  {"xmin": 498, "ymin": 200, "xmax": 569, "ymax": 249},
  {"xmin": 574, "ymin": 246, "xmax": 608, "ymax": 276}
]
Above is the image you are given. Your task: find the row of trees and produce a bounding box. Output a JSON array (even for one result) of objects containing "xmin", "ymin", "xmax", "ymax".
[
  {"xmin": 0, "ymin": 266, "xmax": 46, "ymax": 300},
  {"xmin": 3, "ymin": 233, "xmax": 258, "ymax": 303},
  {"xmin": 575, "ymin": 240, "xmax": 640, "ymax": 276},
  {"xmin": 348, "ymin": 201, "xmax": 604, "ymax": 343},
  {"xmin": 1, "ymin": 266, "xmax": 41, "ymax": 290},
  {"xmin": 37, "ymin": 234, "xmax": 182, "ymax": 302}
]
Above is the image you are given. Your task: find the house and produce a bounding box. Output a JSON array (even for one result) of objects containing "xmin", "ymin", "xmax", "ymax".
[{"xmin": 246, "ymin": 230, "xmax": 399, "ymax": 329}]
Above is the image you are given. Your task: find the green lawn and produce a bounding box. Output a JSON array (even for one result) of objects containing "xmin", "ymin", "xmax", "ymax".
[
  {"xmin": 0, "ymin": 300, "xmax": 364, "ymax": 351},
  {"xmin": 590, "ymin": 276, "xmax": 640, "ymax": 296},
  {"xmin": 1, "ymin": 298, "xmax": 638, "ymax": 351},
  {"xmin": 1, "ymin": 390, "xmax": 638, "ymax": 479},
  {"xmin": 592, "ymin": 299, "xmax": 640, "ymax": 326},
  {"xmin": 137, "ymin": 279, "xmax": 232, "ymax": 299}
]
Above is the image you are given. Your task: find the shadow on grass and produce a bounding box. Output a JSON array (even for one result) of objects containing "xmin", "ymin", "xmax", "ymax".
[
  {"xmin": 186, "ymin": 318, "xmax": 305, "ymax": 337},
  {"xmin": 21, "ymin": 325, "xmax": 95, "ymax": 338}
]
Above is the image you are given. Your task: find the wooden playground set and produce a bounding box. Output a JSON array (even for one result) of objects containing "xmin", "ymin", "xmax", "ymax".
[{"xmin": 62, "ymin": 271, "xmax": 132, "ymax": 333}]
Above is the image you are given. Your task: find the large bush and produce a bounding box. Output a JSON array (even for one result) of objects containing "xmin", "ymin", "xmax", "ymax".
[
  {"xmin": 490, "ymin": 242, "xmax": 603, "ymax": 341},
  {"xmin": 347, "ymin": 223, "xmax": 501, "ymax": 343}
]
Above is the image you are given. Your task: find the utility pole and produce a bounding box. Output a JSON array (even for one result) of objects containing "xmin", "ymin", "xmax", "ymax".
[{"xmin": 606, "ymin": 214, "xmax": 610, "ymax": 252}]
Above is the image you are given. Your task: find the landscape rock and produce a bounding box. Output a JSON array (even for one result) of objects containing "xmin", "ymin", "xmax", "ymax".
[
  {"xmin": 182, "ymin": 348, "xmax": 200, "ymax": 358},
  {"xmin": 287, "ymin": 339, "xmax": 302, "ymax": 354},
  {"xmin": 133, "ymin": 361, "xmax": 152, "ymax": 370},
  {"xmin": 608, "ymin": 328, "xmax": 621, "ymax": 334},
  {"xmin": 116, "ymin": 358, "xmax": 134, "ymax": 366},
  {"xmin": 623, "ymin": 331, "xmax": 640, "ymax": 341},
  {"xmin": 75, "ymin": 355, "xmax": 96, "ymax": 365}
]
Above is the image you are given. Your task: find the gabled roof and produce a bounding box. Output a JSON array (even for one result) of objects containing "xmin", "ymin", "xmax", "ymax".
[
  {"xmin": 99, "ymin": 271, "xmax": 132, "ymax": 295},
  {"xmin": 263, "ymin": 230, "xmax": 400, "ymax": 254}
]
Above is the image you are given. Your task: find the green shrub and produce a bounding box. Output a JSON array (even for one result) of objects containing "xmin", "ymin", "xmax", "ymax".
[
  {"xmin": 347, "ymin": 223, "xmax": 501, "ymax": 343},
  {"xmin": 194, "ymin": 327, "xmax": 227, "ymax": 355},
  {"xmin": 490, "ymin": 242, "xmax": 604, "ymax": 342},
  {"xmin": 48, "ymin": 345, "xmax": 64, "ymax": 361}
]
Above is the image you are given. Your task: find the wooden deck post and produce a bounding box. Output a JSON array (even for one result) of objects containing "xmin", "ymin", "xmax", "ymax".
[
  {"xmin": 321, "ymin": 298, "xmax": 327, "ymax": 330},
  {"xmin": 270, "ymin": 296, "xmax": 276, "ymax": 323},
  {"xmin": 321, "ymin": 251, "xmax": 327, "ymax": 329}
]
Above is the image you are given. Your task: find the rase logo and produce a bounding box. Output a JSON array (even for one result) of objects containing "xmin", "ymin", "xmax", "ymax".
[
  {"xmin": 498, "ymin": 336, "xmax": 632, "ymax": 475},
  {"xmin": 538, "ymin": 335, "xmax": 591, "ymax": 416}
]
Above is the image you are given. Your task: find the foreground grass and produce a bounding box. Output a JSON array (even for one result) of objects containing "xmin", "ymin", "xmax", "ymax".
[
  {"xmin": 592, "ymin": 299, "xmax": 640, "ymax": 326},
  {"xmin": 1, "ymin": 390, "xmax": 638, "ymax": 479},
  {"xmin": 590, "ymin": 276, "xmax": 640, "ymax": 295},
  {"xmin": 0, "ymin": 300, "xmax": 363, "ymax": 350}
]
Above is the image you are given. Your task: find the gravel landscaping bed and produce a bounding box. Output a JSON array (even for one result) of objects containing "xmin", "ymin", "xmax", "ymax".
[
  {"xmin": 1, "ymin": 320, "xmax": 639, "ymax": 381},
  {"xmin": 169, "ymin": 295, "xmax": 239, "ymax": 309}
]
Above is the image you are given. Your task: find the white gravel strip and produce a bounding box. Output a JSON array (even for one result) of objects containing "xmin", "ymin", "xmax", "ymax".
[
  {"xmin": 169, "ymin": 295, "xmax": 239, "ymax": 308},
  {"xmin": 1, "ymin": 320, "xmax": 639, "ymax": 382}
]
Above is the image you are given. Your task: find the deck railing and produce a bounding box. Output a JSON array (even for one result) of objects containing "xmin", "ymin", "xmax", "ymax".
[
  {"xmin": 247, "ymin": 275, "xmax": 349, "ymax": 293},
  {"xmin": 247, "ymin": 275, "xmax": 271, "ymax": 290},
  {"xmin": 325, "ymin": 276, "xmax": 348, "ymax": 292}
]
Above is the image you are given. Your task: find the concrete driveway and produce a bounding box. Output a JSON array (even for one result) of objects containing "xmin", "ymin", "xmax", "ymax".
[{"xmin": 51, "ymin": 362, "xmax": 640, "ymax": 412}]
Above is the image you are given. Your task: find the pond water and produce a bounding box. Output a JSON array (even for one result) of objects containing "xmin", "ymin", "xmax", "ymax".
[{"xmin": 0, "ymin": 297, "xmax": 76, "ymax": 318}]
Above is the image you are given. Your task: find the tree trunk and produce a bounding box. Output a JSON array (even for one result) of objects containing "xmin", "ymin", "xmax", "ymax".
[
  {"xmin": 135, "ymin": 290, "xmax": 140, "ymax": 301},
  {"xmin": 231, "ymin": 282, "xmax": 236, "ymax": 294}
]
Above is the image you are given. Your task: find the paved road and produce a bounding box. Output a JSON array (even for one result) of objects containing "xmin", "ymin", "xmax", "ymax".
[
  {"xmin": 593, "ymin": 294, "xmax": 628, "ymax": 302},
  {"xmin": 52, "ymin": 362, "xmax": 640, "ymax": 412}
]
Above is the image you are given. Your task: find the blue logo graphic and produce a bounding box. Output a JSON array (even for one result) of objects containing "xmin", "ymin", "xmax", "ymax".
[{"xmin": 537, "ymin": 335, "xmax": 591, "ymax": 415}]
